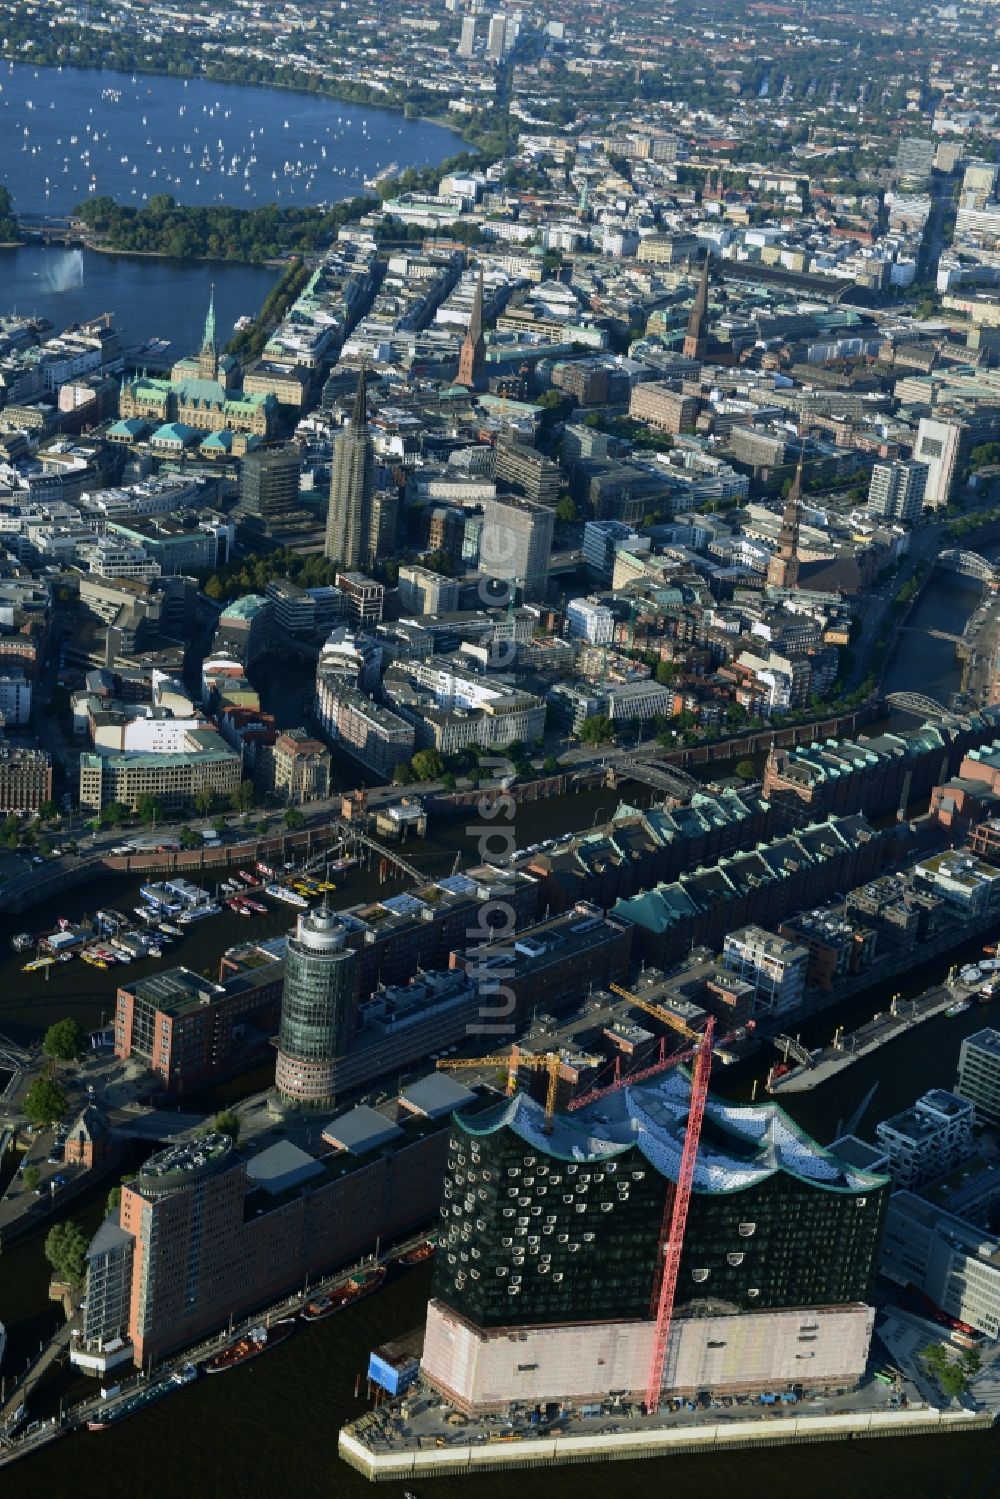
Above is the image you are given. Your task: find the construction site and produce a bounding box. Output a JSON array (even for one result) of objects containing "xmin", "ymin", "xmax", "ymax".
[{"xmin": 336, "ymin": 982, "xmax": 996, "ymax": 1479}]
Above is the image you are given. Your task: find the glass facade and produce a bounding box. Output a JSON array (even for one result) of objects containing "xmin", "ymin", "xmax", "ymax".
[
  {"xmin": 432, "ymin": 1101, "xmax": 888, "ymax": 1330},
  {"xmin": 276, "ymin": 908, "xmax": 357, "ymax": 1108}
]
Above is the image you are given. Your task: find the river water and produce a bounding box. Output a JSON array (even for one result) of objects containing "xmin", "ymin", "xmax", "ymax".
[{"xmin": 2, "ymin": 561, "xmax": 999, "ymax": 1488}]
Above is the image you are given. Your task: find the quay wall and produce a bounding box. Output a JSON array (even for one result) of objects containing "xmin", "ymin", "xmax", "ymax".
[{"xmin": 338, "ymin": 1407, "xmax": 995, "ymax": 1483}]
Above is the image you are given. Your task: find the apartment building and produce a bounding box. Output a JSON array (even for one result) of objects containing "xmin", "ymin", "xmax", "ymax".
[
  {"xmin": 722, "ymin": 925, "xmax": 808, "ymax": 1016},
  {"xmin": 314, "ymin": 674, "xmax": 415, "ymax": 777},
  {"xmin": 875, "ymin": 1090, "xmax": 976, "ymax": 1190}
]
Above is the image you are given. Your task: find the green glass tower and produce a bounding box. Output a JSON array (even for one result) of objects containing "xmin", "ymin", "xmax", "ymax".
[{"xmin": 274, "ymin": 907, "xmax": 358, "ymax": 1111}]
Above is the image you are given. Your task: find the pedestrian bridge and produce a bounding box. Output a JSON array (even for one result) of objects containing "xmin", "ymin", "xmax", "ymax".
[
  {"xmin": 936, "ymin": 549, "xmax": 997, "ymax": 582},
  {"xmin": 885, "ymin": 690, "xmax": 954, "ymax": 722}
]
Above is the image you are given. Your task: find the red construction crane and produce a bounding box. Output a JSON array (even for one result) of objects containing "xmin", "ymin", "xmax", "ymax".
[
  {"xmin": 567, "ymin": 1011, "xmax": 719, "ymax": 1412},
  {"xmin": 644, "ymin": 1015, "xmax": 714, "ymax": 1414}
]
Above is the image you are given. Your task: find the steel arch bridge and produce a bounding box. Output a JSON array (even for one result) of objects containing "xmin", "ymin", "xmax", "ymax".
[
  {"xmin": 885, "ymin": 690, "xmax": 954, "ymax": 721},
  {"xmin": 937, "ymin": 549, "xmax": 997, "ymax": 582}
]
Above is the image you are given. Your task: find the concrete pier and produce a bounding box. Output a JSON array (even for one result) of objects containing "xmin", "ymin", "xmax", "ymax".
[{"xmin": 338, "ymin": 1406, "xmax": 994, "ymax": 1483}]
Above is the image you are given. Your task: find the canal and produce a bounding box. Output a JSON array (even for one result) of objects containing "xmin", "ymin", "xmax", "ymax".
[{"xmin": 2, "ymin": 563, "xmax": 1000, "ymax": 1495}]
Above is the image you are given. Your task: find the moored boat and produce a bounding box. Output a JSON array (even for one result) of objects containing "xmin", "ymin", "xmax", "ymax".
[
  {"xmin": 87, "ymin": 1365, "xmax": 197, "ymax": 1431},
  {"xmin": 300, "ymin": 1266, "xmax": 386, "ymax": 1321},
  {"xmin": 398, "ymin": 1240, "xmax": 436, "ymax": 1266},
  {"xmin": 265, "ymin": 883, "xmax": 309, "ymax": 908},
  {"xmin": 202, "ymin": 1318, "xmax": 295, "ymax": 1373}
]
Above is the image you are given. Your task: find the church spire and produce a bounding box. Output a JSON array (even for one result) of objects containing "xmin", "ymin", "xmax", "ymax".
[
  {"xmin": 198, "ymin": 283, "xmax": 218, "ymax": 380},
  {"xmin": 683, "ymin": 252, "xmax": 710, "ymax": 360},
  {"xmin": 457, "ymin": 264, "xmax": 486, "ymax": 390},
  {"xmin": 768, "ymin": 440, "xmax": 804, "ymax": 590}
]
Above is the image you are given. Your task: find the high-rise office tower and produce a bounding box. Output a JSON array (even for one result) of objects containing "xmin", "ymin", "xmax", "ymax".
[
  {"xmin": 421, "ymin": 1075, "xmax": 888, "ymax": 1411},
  {"xmin": 274, "ymin": 906, "xmax": 358, "ymax": 1111},
  {"xmin": 458, "ymin": 14, "xmax": 477, "ymax": 57},
  {"xmin": 480, "ymin": 493, "xmax": 555, "ymax": 602},
  {"xmin": 238, "ymin": 444, "xmax": 301, "ymax": 525},
  {"xmin": 367, "ymin": 487, "xmax": 399, "ymax": 567},
  {"xmin": 325, "ymin": 369, "xmax": 374, "ymax": 568},
  {"xmin": 456, "ymin": 267, "xmax": 486, "ymax": 390}
]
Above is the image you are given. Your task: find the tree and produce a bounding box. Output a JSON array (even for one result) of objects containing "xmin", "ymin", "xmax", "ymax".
[
  {"xmin": 923, "ymin": 1343, "xmax": 969, "ymax": 1399},
  {"xmin": 579, "ymin": 714, "xmax": 614, "ymax": 745},
  {"xmin": 283, "ymin": 806, "xmax": 305, "ymax": 830},
  {"xmin": 23, "ymin": 1163, "xmax": 40, "ymax": 1192},
  {"xmin": 555, "ymin": 494, "xmax": 577, "ymax": 523},
  {"xmin": 212, "ymin": 1108, "xmax": 240, "ymax": 1142},
  {"xmin": 179, "ymin": 825, "xmax": 201, "ymax": 850},
  {"xmin": 99, "ymin": 801, "xmax": 128, "ymax": 828},
  {"xmin": 411, "ymin": 748, "xmax": 444, "ymax": 781},
  {"xmin": 393, "ymin": 761, "xmax": 417, "ymax": 785},
  {"xmin": 38, "ymin": 799, "xmax": 59, "ymax": 822},
  {"xmin": 439, "ymin": 771, "xmax": 457, "ymax": 791},
  {"xmin": 43, "ymin": 1018, "xmax": 88, "ymax": 1062},
  {"xmin": 44, "ymin": 1221, "xmax": 90, "ymax": 1287},
  {"xmin": 654, "ymin": 660, "xmax": 679, "ymax": 686},
  {"xmin": 193, "ymin": 787, "xmax": 215, "ymax": 817},
  {"xmin": 542, "ymin": 755, "xmax": 561, "ymax": 774},
  {"xmin": 231, "ymin": 780, "xmax": 256, "ymax": 815},
  {"xmin": 136, "ymin": 794, "xmax": 163, "ymax": 825},
  {"xmin": 735, "ymin": 759, "xmax": 757, "ymax": 781},
  {"xmin": 23, "ymin": 1076, "xmax": 67, "ymax": 1126},
  {"xmin": 106, "ymin": 1185, "xmax": 122, "ymax": 1214}
]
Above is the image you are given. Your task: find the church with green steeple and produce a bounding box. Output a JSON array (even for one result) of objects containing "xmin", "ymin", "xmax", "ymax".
[{"xmin": 116, "ymin": 285, "xmax": 278, "ymax": 452}]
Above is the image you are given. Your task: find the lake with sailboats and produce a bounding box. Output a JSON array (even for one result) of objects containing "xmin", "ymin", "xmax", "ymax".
[{"xmin": 0, "ymin": 61, "xmax": 465, "ymax": 354}]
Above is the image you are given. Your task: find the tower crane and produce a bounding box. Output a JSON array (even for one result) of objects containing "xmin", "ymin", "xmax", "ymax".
[
  {"xmin": 644, "ymin": 1016, "xmax": 715, "ymax": 1413},
  {"xmin": 435, "ymin": 1045, "xmax": 597, "ymax": 1134},
  {"xmin": 609, "ymin": 980, "xmax": 703, "ymax": 1044}
]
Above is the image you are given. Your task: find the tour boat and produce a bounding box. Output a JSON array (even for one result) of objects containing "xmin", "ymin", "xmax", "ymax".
[
  {"xmin": 398, "ymin": 1240, "xmax": 436, "ymax": 1267},
  {"xmin": 265, "ymin": 883, "xmax": 309, "ymax": 908},
  {"xmin": 176, "ymin": 903, "xmax": 222, "ymax": 925}
]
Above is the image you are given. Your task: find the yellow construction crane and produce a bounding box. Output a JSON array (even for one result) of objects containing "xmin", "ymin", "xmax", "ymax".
[
  {"xmin": 609, "ymin": 981, "xmax": 703, "ymax": 1045},
  {"xmin": 435, "ymin": 1046, "xmax": 522, "ymax": 1098},
  {"xmin": 436, "ymin": 1045, "xmax": 586, "ymax": 1134}
]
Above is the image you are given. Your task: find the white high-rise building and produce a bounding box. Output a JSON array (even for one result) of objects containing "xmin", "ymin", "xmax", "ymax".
[
  {"xmin": 487, "ymin": 12, "xmax": 507, "ymax": 60},
  {"xmin": 458, "ymin": 15, "xmax": 477, "ymax": 57},
  {"xmin": 566, "ymin": 597, "xmax": 615, "ymax": 645},
  {"xmin": 867, "ymin": 459, "xmax": 928, "ymax": 522}
]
